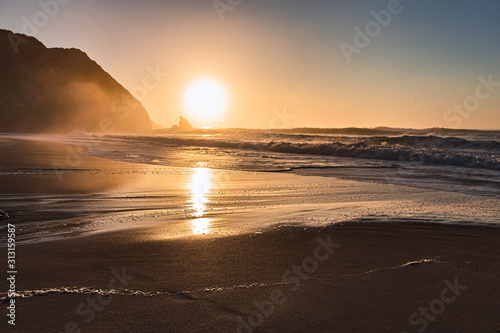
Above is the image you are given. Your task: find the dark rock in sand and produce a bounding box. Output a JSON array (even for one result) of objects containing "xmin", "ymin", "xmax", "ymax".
[{"xmin": 0, "ymin": 210, "xmax": 9, "ymax": 220}]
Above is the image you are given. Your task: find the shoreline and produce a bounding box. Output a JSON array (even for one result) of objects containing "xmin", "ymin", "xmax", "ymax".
[{"xmin": 1, "ymin": 136, "xmax": 499, "ymax": 245}]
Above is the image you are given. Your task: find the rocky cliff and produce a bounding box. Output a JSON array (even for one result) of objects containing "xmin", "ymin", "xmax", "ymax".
[{"xmin": 0, "ymin": 29, "xmax": 152, "ymax": 133}]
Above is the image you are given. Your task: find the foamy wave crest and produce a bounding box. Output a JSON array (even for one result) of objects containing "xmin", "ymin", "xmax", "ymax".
[
  {"xmin": 1, "ymin": 282, "xmax": 289, "ymax": 302},
  {"xmin": 126, "ymin": 135, "xmax": 500, "ymax": 170},
  {"xmin": 365, "ymin": 135, "xmax": 500, "ymax": 151}
]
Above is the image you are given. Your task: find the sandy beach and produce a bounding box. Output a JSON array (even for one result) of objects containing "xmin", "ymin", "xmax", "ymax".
[
  {"xmin": 2, "ymin": 222, "xmax": 500, "ymax": 332},
  {"xmin": 1, "ymin": 137, "xmax": 499, "ymax": 332}
]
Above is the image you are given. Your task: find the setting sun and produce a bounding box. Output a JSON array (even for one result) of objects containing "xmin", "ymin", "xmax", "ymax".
[{"xmin": 183, "ymin": 79, "xmax": 227, "ymax": 123}]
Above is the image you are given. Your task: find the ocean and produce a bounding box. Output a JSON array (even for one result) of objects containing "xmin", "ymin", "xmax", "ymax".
[
  {"xmin": 88, "ymin": 127, "xmax": 500, "ymax": 198},
  {"xmin": 1, "ymin": 127, "xmax": 499, "ymax": 245}
]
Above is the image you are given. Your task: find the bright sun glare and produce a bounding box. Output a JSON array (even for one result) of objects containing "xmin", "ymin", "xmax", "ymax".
[{"xmin": 183, "ymin": 79, "xmax": 227, "ymax": 123}]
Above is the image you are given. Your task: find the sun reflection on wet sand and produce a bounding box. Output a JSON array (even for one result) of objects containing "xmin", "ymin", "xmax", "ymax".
[
  {"xmin": 190, "ymin": 167, "xmax": 212, "ymax": 217},
  {"xmin": 189, "ymin": 167, "xmax": 213, "ymax": 234},
  {"xmin": 190, "ymin": 217, "xmax": 212, "ymax": 235}
]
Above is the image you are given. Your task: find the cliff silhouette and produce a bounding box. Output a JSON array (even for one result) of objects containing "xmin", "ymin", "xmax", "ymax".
[{"xmin": 0, "ymin": 29, "xmax": 152, "ymax": 133}]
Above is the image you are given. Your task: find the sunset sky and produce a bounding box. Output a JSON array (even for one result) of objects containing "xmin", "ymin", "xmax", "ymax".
[{"xmin": 1, "ymin": 0, "xmax": 499, "ymax": 129}]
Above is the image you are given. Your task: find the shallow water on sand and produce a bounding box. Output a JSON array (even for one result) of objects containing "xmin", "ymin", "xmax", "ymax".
[
  {"xmin": 0, "ymin": 134, "xmax": 499, "ymax": 245},
  {"xmin": 1, "ymin": 163, "xmax": 498, "ymax": 246}
]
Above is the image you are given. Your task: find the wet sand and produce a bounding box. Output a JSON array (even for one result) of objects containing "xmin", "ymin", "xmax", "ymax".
[
  {"xmin": 1, "ymin": 137, "xmax": 500, "ymax": 332},
  {"xmin": 2, "ymin": 223, "xmax": 500, "ymax": 333}
]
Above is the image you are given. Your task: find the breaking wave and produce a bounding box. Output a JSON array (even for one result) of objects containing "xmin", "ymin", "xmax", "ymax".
[{"xmin": 119, "ymin": 133, "xmax": 500, "ymax": 170}]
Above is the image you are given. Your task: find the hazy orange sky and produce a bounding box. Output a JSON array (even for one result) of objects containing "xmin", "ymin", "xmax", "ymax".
[{"xmin": 1, "ymin": 0, "xmax": 499, "ymax": 129}]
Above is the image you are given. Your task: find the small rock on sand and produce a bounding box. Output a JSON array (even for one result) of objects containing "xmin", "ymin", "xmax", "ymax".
[{"xmin": 0, "ymin": 210, "xmax": 9, "ymax": 220}]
